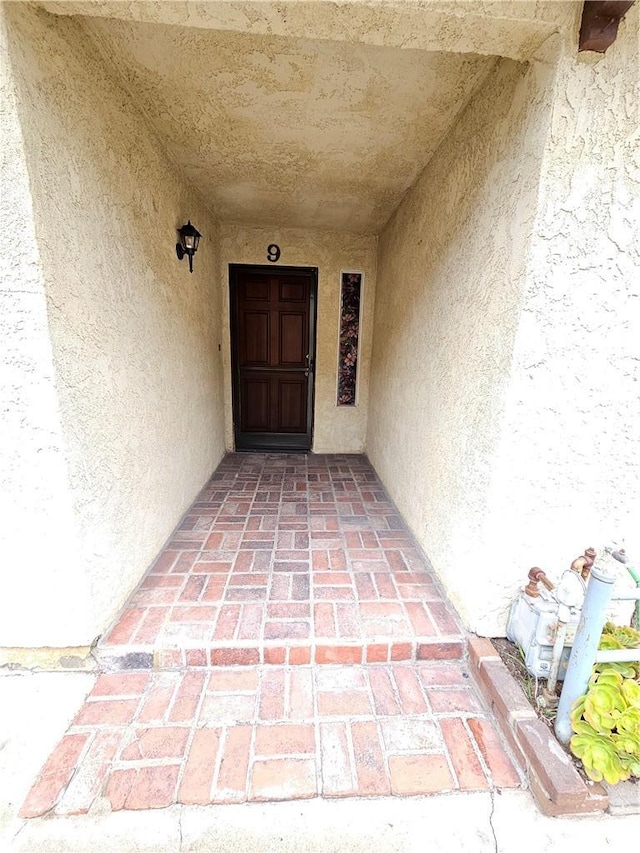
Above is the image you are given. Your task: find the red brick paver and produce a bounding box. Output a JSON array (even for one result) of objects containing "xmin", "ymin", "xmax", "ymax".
[
  {"xmin": 97, "ymin": 454, "xmax": 464, "ymax": 668},
  {"xmin": 20, "ymin": 662, "xmax": 523, "ymax": 816},
  {"xmin": 20, "ymin": 455, "xmax": 523, "ymax": 817}
]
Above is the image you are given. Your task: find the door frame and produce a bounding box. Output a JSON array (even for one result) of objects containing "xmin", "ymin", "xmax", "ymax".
[{"xmin": 229, "ymin": 264, "xmax": 319, "ymax": 452}]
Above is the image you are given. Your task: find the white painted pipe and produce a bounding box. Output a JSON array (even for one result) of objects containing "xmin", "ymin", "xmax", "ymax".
[
  {"xmin": 595, "ymin": 648, "xmax": 640, "ymax": 663},
  {"xmin": 555, "ymin": 567, "xmax": 615, "ymax": 745}
]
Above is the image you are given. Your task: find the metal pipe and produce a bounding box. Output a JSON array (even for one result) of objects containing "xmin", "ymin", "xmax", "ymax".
[
  {"xmin": 524, "ymin": 567, "xmax": 554, "ymax": 597},
  {"xmin": 629, "ymin": 565, "xmax": 640, "ymax": 627},
  {"xmin": 555, "ymin": 566, "xmax": 615, "ymax": 745},
  {"xmin": 612, "ymin": 549, "xmax": 640, "ymax": 626},
  {"xmin": 570, "ymin": 547, "xmax": 597, "ymax": 580},
  {"xmin": 594, "ymin": 648, "xmax": 640, "ymax": 663},
  {"xmin": 546, "ymin": 620, "xmax": 568, "ymax": 696}
]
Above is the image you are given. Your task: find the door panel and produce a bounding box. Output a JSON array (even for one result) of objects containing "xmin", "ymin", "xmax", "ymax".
[
  {"xmin": 279, "ymin": 280, "xmax": 306, "ymax": 302},
  {"xmin": 231, "ymin": 265, "xmax": 317, "ymax": 451},
  {"xmin": 242, "ymin": 312, "xmax": 270, "ymax": 364},
  {"xmin": 244, "ymin": 279, "xmax": 270, "ymax": 300},
  {"xmin": 277, "ymin": 378, "xmax": 307, "ymax": 431},
  {"xmin": 241, "ymin": 378, "xmax": 270, "ymax": 431},
  {"xmin": 279, "ymin": 313, "xmax": 305, "ymax": 365}
]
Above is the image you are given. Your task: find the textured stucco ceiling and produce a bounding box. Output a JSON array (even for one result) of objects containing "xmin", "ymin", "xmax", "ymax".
[{"xmin": 82, "ymin": 17, "xmax": 496, "ymax": 232}]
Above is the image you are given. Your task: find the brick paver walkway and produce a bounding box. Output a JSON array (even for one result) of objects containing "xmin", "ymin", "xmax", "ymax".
[
  {"xmin": 21, "ymin": 662, "xmax": 522, "ymax": 816},
  {"xmin": 20, "ymin": 454, "xmax": 523, "ymax": 817},
  {"xmin": 98, "ymin": 454, "xmax": 465, "ymax": 669}
]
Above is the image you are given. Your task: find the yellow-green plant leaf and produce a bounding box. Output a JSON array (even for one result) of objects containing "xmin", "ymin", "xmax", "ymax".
[
  {"xmin": 617, "ymin": 707, "xmax": 640, "ymax": 734},
  {"xmin": 569, "ymin": 671, "xmax": 640, "ymax": 783},
  {"xmin": 621, "ymin": 679, "xmax": 640, "ymax": 707},
  {"xmin": 572, "ymin": 720, "xmax": 598, "ymax": 738},
  {"xmin": 589, "ymin": 741, "xmax": 629, "ymax": 784},
  {"xmin": 594, "ymin": 661, "xmax": 638, "ymax": 679},
  {"xmin": 602, "ymin": 623, "xmax": 640, "ymax": 649},
  {"xmin": 622, "ymin": 757, "xmax": 640, "ymax": 777},
  {"xmin": 593, "ymin": 671, "xmax": 623, "ymax": 688},
  {"xmin": 599, "ymin": 635, "xmax": 624, "ymax": 650},
  {"xmin": 612, "ymin": 731, "xmax": 640, "ymax": 757},
  {"xmin": 570, "ymin": 696, "xmax": 587, "ymax": 727}
]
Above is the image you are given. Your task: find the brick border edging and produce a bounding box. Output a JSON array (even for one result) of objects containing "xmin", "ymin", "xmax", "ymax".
[
  {"xmin": 96, "ymin": 637, "xmax": 465, "ymax": 671},
  {"xmin": 468, "ymin": 636, "xmax": 608, "ymax": 817}
]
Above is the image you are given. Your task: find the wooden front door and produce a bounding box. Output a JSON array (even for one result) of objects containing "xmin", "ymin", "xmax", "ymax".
[{"xmin": 230, "ymin": 265, "xmax": 317, "ymax": 451}]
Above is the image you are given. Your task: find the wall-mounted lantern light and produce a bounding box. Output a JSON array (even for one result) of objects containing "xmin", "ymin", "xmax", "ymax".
[{"xmin": 176, "ymin": 220, "xmax": 202, "ymax": 273}]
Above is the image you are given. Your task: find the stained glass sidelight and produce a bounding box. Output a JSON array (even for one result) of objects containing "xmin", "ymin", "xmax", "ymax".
[{"xmin": 337, "ymin": 272, "xmax": 362, "ymax": 406}]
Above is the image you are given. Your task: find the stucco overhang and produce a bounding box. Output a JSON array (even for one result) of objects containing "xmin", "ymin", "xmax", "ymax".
[
  {"xmin": 80, "ymin": 17, "xmax": 498, "ymax": 231},
  {"xmin": 35, "ymin": 1, "xmax": 579, "ymax": 231},
  {"xmin": 40, "ymin": 1, "xmax": 577, "ymax": 61}
]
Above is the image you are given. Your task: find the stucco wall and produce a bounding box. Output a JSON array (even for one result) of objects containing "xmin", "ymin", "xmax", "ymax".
[
  {"xmin": 367, "ymin": 50, "xmax": 558, "ymax": 630},
  {"xmin": 0, "ymin": 7, "xmax": 92, "ymax": 647},
  {"xmin": 368, "ymin": 5, "xmax": 639, "ymax": 637},
  {"xmin": 479, "ymin": 5, "xmax": 640, "ymax": 635},
  {"xmin": 2, "ymin": 3, "xmax": 226, "ymax": 646},
  {"xmin": 218, "ymin": 225, "xmax": 377, "ymax": 453}
]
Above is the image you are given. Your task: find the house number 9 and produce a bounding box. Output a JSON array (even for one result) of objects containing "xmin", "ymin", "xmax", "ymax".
[{"xmin": 267, "ymin": 244, "xmax": 281, "ymax": 263}]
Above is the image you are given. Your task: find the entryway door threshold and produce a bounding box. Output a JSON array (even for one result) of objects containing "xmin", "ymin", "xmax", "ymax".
[{"xmin": 235, "ymin": 432, "xmax": 311, "ymax": 452}]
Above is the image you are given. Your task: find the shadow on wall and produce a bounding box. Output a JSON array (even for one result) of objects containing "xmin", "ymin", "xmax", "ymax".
[
  {"xmin": 2, "ymin": 2, "xmax": 225, "ymax": 645},
  {"xmin": 366, "ymin": 51, "xmax": 560, "ymax": 634}
]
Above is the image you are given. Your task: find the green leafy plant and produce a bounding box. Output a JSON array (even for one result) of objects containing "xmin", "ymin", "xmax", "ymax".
[
  {"xmin": 569, "ymin": 624, "xmax": 640, "ymax": 784},
  {"xmin": 601, "ymin": 621, "xmax": 640, "ymax": 649}
]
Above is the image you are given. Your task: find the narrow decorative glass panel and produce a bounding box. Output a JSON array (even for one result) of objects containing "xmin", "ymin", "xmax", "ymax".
[{"xmin": 337, "ymin": 272, "xmax": 362, "ymax": 406}]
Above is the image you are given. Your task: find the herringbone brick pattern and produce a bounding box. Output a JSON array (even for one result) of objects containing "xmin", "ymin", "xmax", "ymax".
[{"xmin": 97, "ymin": 454, "xmax": 464, "ymax": 669}]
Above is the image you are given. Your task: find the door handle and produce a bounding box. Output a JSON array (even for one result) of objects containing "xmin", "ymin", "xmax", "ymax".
[{"xmin": 304, "ymin": 354, "xmax": 313, "ymax": 378}]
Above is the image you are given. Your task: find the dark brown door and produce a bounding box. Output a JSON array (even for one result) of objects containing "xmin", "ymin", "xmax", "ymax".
[{"xmin": 230, "ymin": 265, "xmax": 317, "ymax": 451}]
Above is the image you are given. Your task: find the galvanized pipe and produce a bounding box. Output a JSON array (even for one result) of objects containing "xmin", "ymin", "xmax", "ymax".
[
  {"xmin": 546, "ymin": 619, "xmax": 568, "ymax": 696},
  {"xmin": 555, "ymin": 566, "xmax": 615, "ymax": 745}
]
